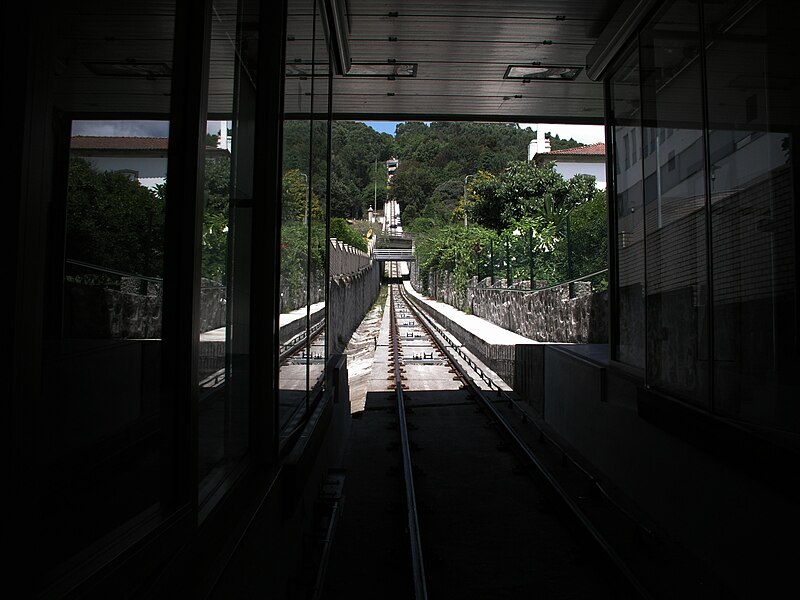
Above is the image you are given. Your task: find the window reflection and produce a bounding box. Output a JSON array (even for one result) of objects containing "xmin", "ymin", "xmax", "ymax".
[
  {"xmin": 705, "ymin": 0, "xmax": 798, "ymax": 431},
  {"xmin": 611, "ymin": 50, "xmax": 645, "ymax": 368},
  {"xmin": 279, "ymin": 0, "xmax": 330, "ymax": 437},
  {"xmin": 607, "ymin": 0, "xmax": 799, "ymax": 431},
  {"xmin": 641, "ymin": 0, "xmax": 709, "ymax": 405},
  {"xmin": 197, "ymin": 0, "xmax": 259, "ymax": 503},
  {"xmin": 40, "ymin": 119, "xmax": 169, "ymax": 570}
]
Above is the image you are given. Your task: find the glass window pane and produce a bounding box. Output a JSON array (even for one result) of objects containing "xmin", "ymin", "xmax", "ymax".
[
  {"xmin": 198, "ymin": 0, "xmax": 258, "ymax": 504},
  {"xmin": 705, "ymin": 0, "xmax": 799, "ymax": 431},
  {"xmin": 611, "ymin": 49, "xmax": 645, "ymax": 368},
  {"xmin": 309, "ymin": 2, "xmax": 330, "ymax": 393},
  {"xmin": 641, "ymin": 0, "xmax": 709, "ymax": 406},
  {"xmin": 42, "ymin": 121, "xmax": 168, "ymax": 569},
  {"xmin": 37, "ymin": 1, "xmax": 177, "ymax": 574},
  {"xmin": 279, "ymin": 0, "xmax": 315, "ymax": 435}
]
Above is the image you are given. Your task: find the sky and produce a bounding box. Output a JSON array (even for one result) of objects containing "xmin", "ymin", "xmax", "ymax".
[
  {"xmin": 72, "ymin": 119, "xmax": 604, "ymax": 146},
  {"xmin": 362, "ymin": 121, "xmax": 605, "ymax": 145},
  {"xmin": 71, "ymin": 120, "xmax": 227, "ymax": 137}
]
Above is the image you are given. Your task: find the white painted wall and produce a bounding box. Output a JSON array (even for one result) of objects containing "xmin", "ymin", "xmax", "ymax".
[{"xmin": 553, "ymin": 160, "xmax": 606, "ymax": 190}]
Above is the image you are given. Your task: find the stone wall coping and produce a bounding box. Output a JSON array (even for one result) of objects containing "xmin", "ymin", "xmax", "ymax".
[{"xmin": 402, "ymin": 281, "xmax": 535, "ymax": 345}]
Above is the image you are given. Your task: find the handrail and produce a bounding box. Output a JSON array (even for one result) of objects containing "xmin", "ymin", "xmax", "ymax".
[
  {"xmin": 66, "ymin": 258, "xmax": 225, "ymax": 289},
  {"xmin": 467, "ymin": 268, "xmax": 608, "ymax": 294},
  {"xmin": 66, "ymin": 258, "xmax": 163, "ymax": 283}
]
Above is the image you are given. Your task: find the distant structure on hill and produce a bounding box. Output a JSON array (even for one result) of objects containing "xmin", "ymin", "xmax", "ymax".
[{"xmin": 386, "ymin": 157, "xmax": 399, "ymax": 183}]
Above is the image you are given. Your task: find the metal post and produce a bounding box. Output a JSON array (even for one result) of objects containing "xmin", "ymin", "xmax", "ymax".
[
  {"xmin": 566, "ymin": 216, "xmax": 574, "ymax": 298},
  {"xmin": 489, "ymin": 239, "xmax": 494, "ymax": 285},
  {"xmin": 529, "ymin": 228, "xmax": 534, "ymax": 290},
  {"xmin": 464, "ymin": 174, "xmax": 476, "ymax": 228},
  {"xmin": 464, "ymin": 177, "xmax": 468, "ymax": 228},
  {"xmin": 505, "ymin": 237, "xmax": 511, "ymax": 287}
]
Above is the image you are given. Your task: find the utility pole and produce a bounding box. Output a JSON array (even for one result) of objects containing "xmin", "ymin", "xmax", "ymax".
[{"xmin": 463, "ymin": 174, "xmax": 476, "ymax": 228}]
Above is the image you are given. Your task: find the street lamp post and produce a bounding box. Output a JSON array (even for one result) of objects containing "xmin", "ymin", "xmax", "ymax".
[
  {"xmin": 463, "ymin": 174, "xmax": 476, "ymax": 228},
  {"xmin": 300, "ymin": 172, "xmax": 309, "ymax": 225}
]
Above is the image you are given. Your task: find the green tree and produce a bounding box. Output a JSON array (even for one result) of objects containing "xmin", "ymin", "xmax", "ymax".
[
  {"xmin": 549, "ymin": 189, "xmax": 608, "ymax": 286},
  {"xmin": 282, "ymin": 169, "xmax": 322, "ymax": 222},
  {"xmin": 469, "ymin": 161, "xmax": 595, "ymax": 233},
  {"xmin": 543, "ymin": 132, "xmax": 585, "ymax": 151},
  {"xmin": 330, "ymin": 217, "xmax": 368, "ymax": 252},
  {"xmin": 414, "ymin": 224, "xmax": 501, "ymax": 297},
  {"xmin": 387, "ymin": 160, "xmax": 437, "ymax": 217},
  {"xmin": 201, "ymin": 153, "xmax": 232, "ymax": 280},
  {"xmin": 66, "ymin": 158, "xmax": 164, "ymax": 277}
]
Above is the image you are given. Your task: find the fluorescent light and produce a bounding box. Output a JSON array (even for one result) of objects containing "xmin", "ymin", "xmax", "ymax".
[
  {"xmin": 346, "ymin": 63, "xmax": 417, "ymax": 77},
  {"xmin": 504, "ymin": 65, "xmax": 582, "ymax": 80}
]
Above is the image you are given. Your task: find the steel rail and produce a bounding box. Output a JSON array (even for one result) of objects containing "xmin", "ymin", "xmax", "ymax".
[
  {"xmin": 279, "ymin": 318, "xmax": 326, "ymax": 364},
  {"xmin": 389, "ymin": 285, "xmax": 428, "ymax": 600},
  {"xmin": 397, "ymin": 285, "xmax": 652, "ymax": 600},
  {"xmin": 405, "ymin": 289, "xmax": 655, "ymax": 542}
]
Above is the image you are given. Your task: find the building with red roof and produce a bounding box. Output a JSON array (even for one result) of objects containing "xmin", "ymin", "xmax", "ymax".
[{"xmin": 532, "ymin": 142, "xmax": 607, "ymax": 189}]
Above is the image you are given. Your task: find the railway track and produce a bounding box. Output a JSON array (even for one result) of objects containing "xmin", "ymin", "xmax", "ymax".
[{"xmin": 378, "ymin": 281, "xmax": 649, "ymax": 599}]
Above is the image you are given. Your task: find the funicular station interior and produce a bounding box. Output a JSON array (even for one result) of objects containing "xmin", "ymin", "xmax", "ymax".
[{"xmin": 8, "ymin": 0, "xmax": 800, "ymax": 598}]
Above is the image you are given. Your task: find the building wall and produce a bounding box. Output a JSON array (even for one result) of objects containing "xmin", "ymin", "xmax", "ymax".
[{"xmin": 551, "ymin": 159, "xmax": 606, "ymax": 189}]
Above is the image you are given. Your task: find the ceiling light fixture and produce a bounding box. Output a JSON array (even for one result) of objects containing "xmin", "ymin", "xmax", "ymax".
[
  {"xmin": 347, "ymin": 63, "xmax": 417, "ymax": 77},
  {"xmin": 504, "ymin": 65, "xmax": 582, "ymax": 80}
]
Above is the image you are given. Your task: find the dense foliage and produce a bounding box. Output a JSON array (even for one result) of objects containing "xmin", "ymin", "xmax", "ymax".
[
  {"xmin": 415, "ymin": 188, "xmax": 608, "ymax": 298},
  {"xmin": 468, "ymin": 161, "xmax": 596, "ymax": 232},
  {"xmin": 283, "ymin": 120, "xmax": 394, "ymax": 219},
  {"xmin": 413, "ymin": 158, "xmax": 607, "ymax": 297},
  {"xmin": 201, "ymin": 154, "xmax": 232, "ymax": 281},
  {"xmin": 65, "ymin": 120, "xmax": 601, "ymax": 311},
  {"xmin": 330, "ymin": 217, "xmax": 368, "ymax": 252},
  {"xmin": 66, "ymin": 158, "xmax": 164, "ymax": 278},
  {"xmin": 389, "ymin": 122, "xmax": 536, "ymax": 222}
]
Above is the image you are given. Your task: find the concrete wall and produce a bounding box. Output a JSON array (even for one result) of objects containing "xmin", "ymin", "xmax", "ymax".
[
  {"xmin": 514, "ymin": 344, "xmax": 799, "ymax": 598},
  {"xmin": 281, "ymin": 239, "xmax": 370, "ymax": 313}
]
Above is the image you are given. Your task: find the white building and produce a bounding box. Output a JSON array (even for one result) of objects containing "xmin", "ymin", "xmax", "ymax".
[{"xmin": 533, "ymin": 142, "xmax": 607, "ymax": 190}]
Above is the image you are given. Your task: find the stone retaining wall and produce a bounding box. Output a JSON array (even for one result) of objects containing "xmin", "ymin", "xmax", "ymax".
[
  {"xmin": 328, "ymin": 263, "xmax": 381, "ymax": 353},
  {"xmin": 414, "ymin": 270, "xmax": 608, "ymax": 344},
  {"xmin": 66, "ymin": 239, "xmax": 372, "ymax": 340}
]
